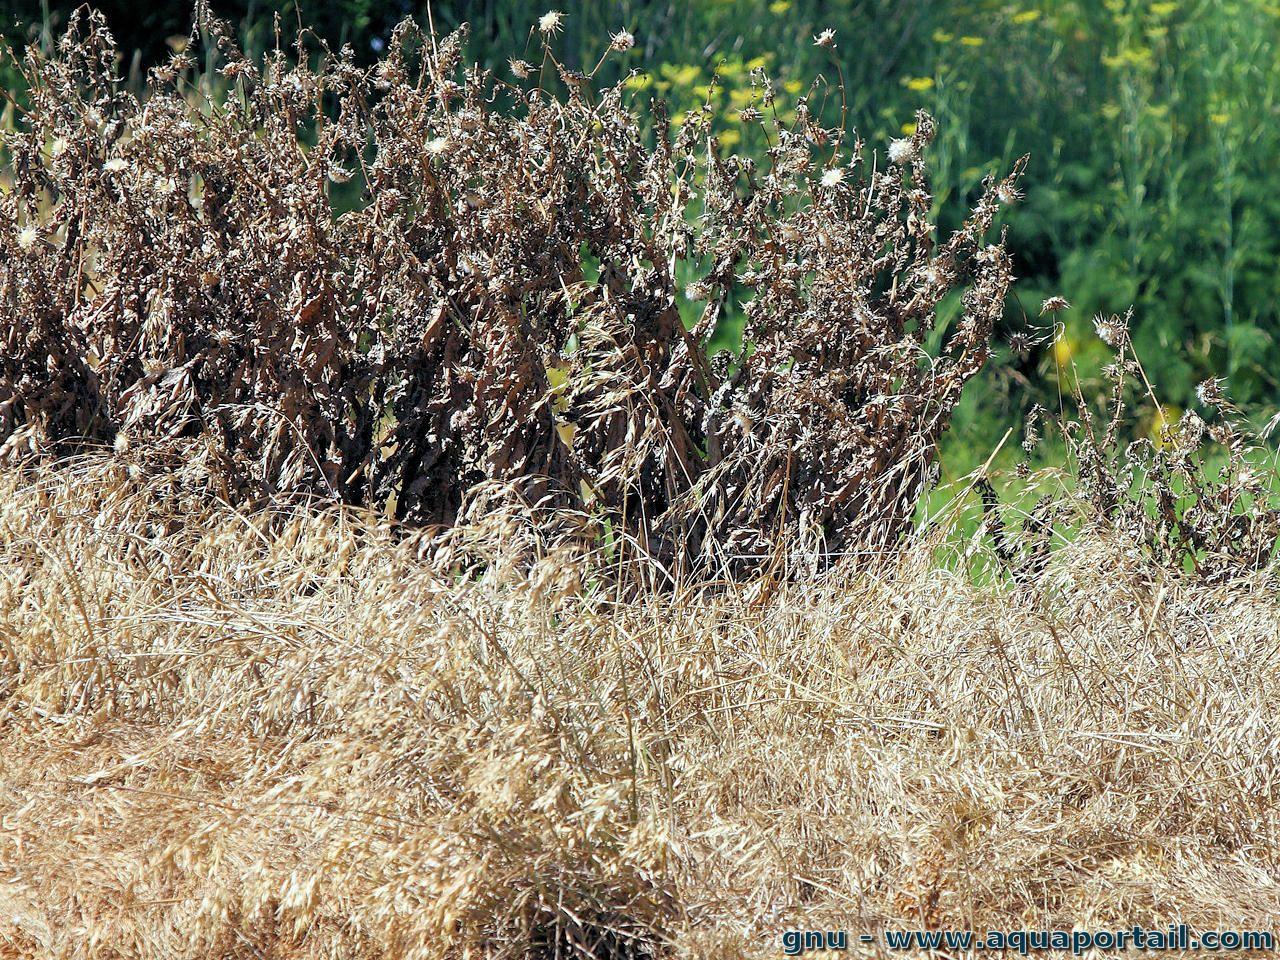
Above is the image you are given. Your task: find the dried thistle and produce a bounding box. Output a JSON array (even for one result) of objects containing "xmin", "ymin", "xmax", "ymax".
[{"xmin": 0, "ymin": 12, "xmax": 1025, "ymax": 576}]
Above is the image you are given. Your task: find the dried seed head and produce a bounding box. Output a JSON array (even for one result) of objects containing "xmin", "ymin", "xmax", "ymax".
[
  {"xmin": 1196, "ymin": 377, "xmax": 1225, "ymax": 408},
  {"xmin": 538, "ymin": 10, "xmax": 564, "ymax": 35},
  {"xmin": 1177, "ymin": 409, "xmax": 1206, "ymax": 450},
  {"xmin": 1093, "ymin": 313, "xmax": 1128, "ymax": 348},
  {"xmin": 813, "ymin": 29, "xmax": 837, "ymax": 49},
  {"xmin": 509, "ymin": 58, "xmax": 533, "ymax": 79},
  {"xmin": 996, "ymin": 182, "xmax": 1022, "ymax": 205},
  {"xmin": 610, "ymin": 30, "xmax": 635, "ymax": 52},
  {"xmin": 17, "ymin": 225, "xmax": 39, "ymax": 250},
  {"xmin": 820, "ymin": 167, "xmax": 845, "ymax": 188},
  {"xmin": 887, "ymin": 138, "xmax": 916, "ymax": 165},
  {"xmin": 1040, "ymin": 296, "xmax": 1071, "ymax": 315}
]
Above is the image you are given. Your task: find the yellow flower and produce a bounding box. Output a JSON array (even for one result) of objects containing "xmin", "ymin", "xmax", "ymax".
[
  {"xmin": 932, "ymin": 29, "xmax": 954, "ymax": 42},
  {"xmin": 1105, "ymin": 46, "xmax": 1153, "ymax": 68},
  {"xmin": 1012, "ymin": 9, "xmax": 1042, "ymax": 23},
  {"xmin": 959, "ymin": 35, "xmax": 985, "ymax": 46},
  {"xmin": 768, "ymin": 0, "xmax": 792, "ymax": 12},
  {"xmin": 903, "ymin": 76, "xmax": 935, "ymax": 92},
  {"xmin": 901, "ymin": 122, "xmax": 918, "ymax": 135},
  {"xmin": 659, "ymin": 63, "xmax": 700, "ymax": 87},
  {"xmin": 1210, "ymin": 112, "xmax": 1230, "ymax": 125}
]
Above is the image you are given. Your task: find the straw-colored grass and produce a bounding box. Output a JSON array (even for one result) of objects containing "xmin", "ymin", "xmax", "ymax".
[{"xmin": 2, "ymin": 456, "xmax": 1279, "ymax": 959}]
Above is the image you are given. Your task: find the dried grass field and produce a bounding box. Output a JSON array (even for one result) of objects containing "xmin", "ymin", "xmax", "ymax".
[{"xmin": 2, "ymin": 458, "xmax": 1279, "ymax": 958}]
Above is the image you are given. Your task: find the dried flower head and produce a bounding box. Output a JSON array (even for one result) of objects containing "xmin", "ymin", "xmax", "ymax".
[
  {"xmin": 610, "ymin": 30, "xmax": 635, "ymax": 52},
  {"xmin": 538, "ymin": 10, "xmax": 564, "ymax": 35},
  {"xmin": 1196, "ymin": 378, "xmax": 1225, "ymax": 408},
  {"xmin": 813, "ymin": 29, "xmax": 837, "ymax": 49},
  {"xmin": 996, "ymin": 182, "xmax": 1022, "ymax": 205},
  {"xmin": 685, "ymin": 281, "xmax": 712, "ymax": 302},
  {"xmin": 820, "ymin": 167, "xmax": 845, "ymax": 188},
  {"xmin": 509, "ymin": 58, "xmax": 533, "ymax": 79},
  {"xmin": 887, "ymin": 138, "xmax": 916, "ymax": 165},
  {"xmin": 1040, "ymin": 296, "xmax": 1071, "ymax": 315},
  {"xmin": 1093, "ymin": 313, "xmax": 1128, "ymax": 348}
]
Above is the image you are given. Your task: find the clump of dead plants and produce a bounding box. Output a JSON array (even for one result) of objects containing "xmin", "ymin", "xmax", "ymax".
[
  {"xmin": 0, "ymin": 8, "xmax": 1023, "ymax": 574},
  {"xmin": 980, "ymin": 310, "xmax": 1280, "ymax": 583}
]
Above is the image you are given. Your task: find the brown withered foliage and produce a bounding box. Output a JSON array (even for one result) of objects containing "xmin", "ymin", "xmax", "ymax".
[
  {"xmin": 0, "ymin": 8, "xmax": 1023, "ymax": 573},
  {"xmin": 980, "ymin": 312, "xmax": 1280, "ymax": 585},
  {"xmin": 1061, "ymin": 319, "xmax": 1280, "ymax": 581}
]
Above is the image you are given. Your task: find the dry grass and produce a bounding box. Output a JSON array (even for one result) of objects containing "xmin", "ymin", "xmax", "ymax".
[{"xmin": 2, "ymin": 455, "xmax": 1279, "ymax": 959}]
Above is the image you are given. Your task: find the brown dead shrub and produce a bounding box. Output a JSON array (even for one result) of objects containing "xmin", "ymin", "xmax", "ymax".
[{"xmin": 0, "ymin": 9, "xmax": 1023, "ymax": 573}]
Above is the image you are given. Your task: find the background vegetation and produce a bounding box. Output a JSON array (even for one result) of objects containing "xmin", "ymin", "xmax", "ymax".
[{"xmin": 5, "ymin": 0, "xmax": 1278, "ymax": 477}]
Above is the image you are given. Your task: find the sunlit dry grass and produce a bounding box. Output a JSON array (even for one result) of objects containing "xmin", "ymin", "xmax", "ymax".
[{"xmin": 2, "ymin": 455, "xmax": 1279, "ymax": 959}]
